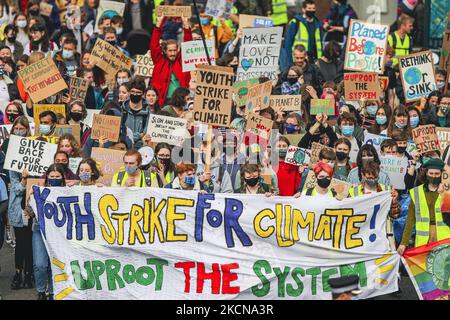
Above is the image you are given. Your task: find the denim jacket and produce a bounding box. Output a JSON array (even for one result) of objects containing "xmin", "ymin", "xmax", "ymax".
[{"xmin": 8, "ymin": 170, "xmax": 25, "ymax": 227}]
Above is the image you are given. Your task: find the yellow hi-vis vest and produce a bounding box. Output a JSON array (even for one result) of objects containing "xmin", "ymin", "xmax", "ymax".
[
  {"xmin": 152, "ymin": 0, "xmax": 166, "ymax": 25},
  {"xmin": 348, "ymin": 184, "xmax": 387, "ymax": 197},
  {"xmin": 290, "ymin": 19, "xmax": 323, "ymax": 59},
  {"xmin": 270, "ymin": 0, "xmax": 288, "ymax": 26},
  {"xmin": 306, "ymin": 187, "xmax": 335, "ymax": 197},
  {"xmin": 409, "ymin": 185, "xmax": 450, "ymax": 247},
  {"xmin": 387, "ymin": 31, "xmax": 411, "ymax": 66}
]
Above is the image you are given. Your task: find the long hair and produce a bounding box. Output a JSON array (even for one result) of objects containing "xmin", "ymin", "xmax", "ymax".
[
  {"xmin": 334, "ymin": 137, "xmax": 352, "ymax": 173},
  {"xmin": 355, "ymin": 144, "xmax": 380, "ymax": 181},
  {"xmin": 76, "ymin": 158, "xmax": 102, "ymax": 181},
  {"xmin": 387, "ymin": 104, "xmax": 411, "ymax": 138},
  {"xmin": 154, "ymin": 142, "xmax": 175, "ymax": 173},
  {"xmin": 58, "ymin": 133, "xmax": 83, "ymax": 157},
  {"xmin": 368, "ymin": 104, "xmax": 392, "ymax": 134},
  {"xmin": 29, "ymin": 22, "xmax": 51, "ymax": 53},
  {"xmin": 11, "ymin": 116, "xmax": 31, "ymax": 137},
  {"xmin": 44, "ymin": 164, "xmax": 66, "ymax": 186}
]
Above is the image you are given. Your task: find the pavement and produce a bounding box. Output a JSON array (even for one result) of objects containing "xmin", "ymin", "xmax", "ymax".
[{"xmin": 0, "ymin": 242, "xmax": 419, "ymax": 300}]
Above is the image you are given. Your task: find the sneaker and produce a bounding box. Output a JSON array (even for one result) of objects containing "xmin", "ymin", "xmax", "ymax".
[
  {"xmin": 37, "ymin": 292, "xmax": 47, "ymax": 300},
  {"xmin": 10, "ymin": 271, "xmax": 22, "ymax": 290},
  {"xmin": 23, "ymin": 273, "xmax": 34, "ymax": 289}
]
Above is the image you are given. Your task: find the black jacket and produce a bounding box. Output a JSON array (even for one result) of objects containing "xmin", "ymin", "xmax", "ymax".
[
  {"xmin": 423, "ymin": 110, "xmax": 450, "ymax": 128},
  {"xmin": 123, "ymin": 0, "xmax": 154, "ymax": 40}
]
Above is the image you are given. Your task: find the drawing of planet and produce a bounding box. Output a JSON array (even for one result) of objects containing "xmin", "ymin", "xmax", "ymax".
[
  {"xmin": 404, "ymin": 67, "xmax": 422, "ymax": 85},
  {"xmin": 363, "ymin": 41, "xmax": 376, "ymax": 55}
]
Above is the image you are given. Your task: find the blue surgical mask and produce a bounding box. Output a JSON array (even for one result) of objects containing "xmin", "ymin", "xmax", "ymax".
[
  {"xmin": 62, "ymin": 49, "xmax": 74, "ymax": 59},
  {"xmin": 409, "ymin": 116, "xmax": 419, "ymax": 127},
  {"xmin": 285, "ymin": 124, "xmax": 298, "ymax": 134},
  {"xmin": 47, "ymin": 178, "xmax": 64, "ymax": 187},
  {"xmin": 16, "ymin": 20, "xmax": 27, "ymax": 29},
  {"xmin": 117, "ymin": 78, "xmax": 129, "ymax": 86},
  {"xmin": 376, "ymin": 115, "xmax": 387, "ymax": 125},
  {"xmin": 395, "ymin": 122, "xmax": 406, "ymax": 129},
  {"xmin": 367, "ymin": 105, "xmax": 378, "ymax": 116},
  {"xmin": 341, "ymin": 125, "xmax": 354, "ymax": 137},
  {"xmin": 200, "ymin": 18, "xmax": 210, "ymax": 25},
  {"xmin": 184, "ymin": 175, "xmax": 195, "ymax": 186},
  {"xmin": 39, "ymin": 124, "xmax": 52, "ymax": 135},
  {"xmin": 116, "ymin": 27, "xmax": 123, "ymax": 35}
]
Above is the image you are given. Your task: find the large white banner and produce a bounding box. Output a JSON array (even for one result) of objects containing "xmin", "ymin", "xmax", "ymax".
[{"xmin": 30, "ymin": 187, "xmax": 400, "ymax": 300}]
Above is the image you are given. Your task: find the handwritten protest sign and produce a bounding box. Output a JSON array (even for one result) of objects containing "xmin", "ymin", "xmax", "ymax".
[
  {"xmin": 54, "ymin": 124, "xmax": 81, "ymax": 144},
  {"xmin": 69, "ymin": 157, "xmax": 83, "ymax": 174},
  {"xmin": 33, "ymin": 104, "xmax": 66, "ymax": 127},
  {"xmin": 436, "ymin": 127, "xmax": 450, "ymax": 153},
  {"xmin": 85, "ymin": 109, "xmax": 101, "ymax": 127},
  {"xmin": 193, "ymin": 65, "xmax": 234, "ymax": 127},
  {"xmin": 269, "ymin": 95, "xmax": 302, "ymax": 112},
  {"xmin": 40, "ymin": 3, "xmax": 53, "ymax": 16},
  {"xmin": 399, "ymin": 51, "xmax": 437, "ymax": 103},
  {"xmin": 4, "ymin": 135, "xmax": 57, "ymax": 176},
  {"xmin": 155, "ymin": 5, "xmax": 192, "ymax": 17},
  {"xmin": 91, "ymin": 147, "xmax": 126, "ymax": 186},
  {"xmin": 344, "ymin": 72, "xmax": 381, "ymax": 100},
  {"xmin": 26, "ymin": 178, "xmax": 45, "ymax": 204},
  {"xmin": 344, "ymin": 20, "xmax": 389, "ymax": 74},
  {"xmin": 135, "ymin": 55, "xmax": 154, "ymax": 77},
  {"xmin": 232, "ymin": 78, "xmax": 259, "ymax": 107},
  {"xmin": 18, "ymin": 56, "xmax": 67, "ymax": 103},
  {"xmin": 412, "ymin": 125, "xmax": 440, "ymax": 155},
  {"xmin": 147, "ymin": 114, "xmax": 188, "ymax": 146},
  {"xmin": 95, "ymin": 0, "xmax": 125, "ymax": 32},
  {"xmin": 205, "ymin": 0, "xmax": 233, "ymax": 18},
  {"xmin": 29, "ymin": 186, "xmax": 399, "ymax": 300},
  {"xmin": 246, "ymin": 80, "xmax": 272, "ymax": 112},
  {"xmin": 69, "ymin": 77, "xmax": 89, "ymax": 101},
  {"xmin": 310, "ymin": 99, "xmax": 335, "ymax": 115},
  {"xmin": 0, "ymin": 124, "xmax": 12, "ymax": 147},
  {"xmin": 303, "ymin": 171, "xmax": 353, "ymax": 200},
  {"xmin": 283, "ymin": 134, "xmax": 305, "ymax": 147},
  {"xmin": 91, "ymin": 114, "xmax": 121, "ymax": 142},
  {"xmin": 285, "ymin": 146, "xmax": 311, "ymax": 166},
  {"xmin": 380, "ymin": 155, "xmax": 408, "ymax": 189},
  {"xmin": 379, "ymin": 76, "xmax": 389, "ymax": 91},
  {"xmin": 364, "ymin": 132, "xmax": 389, "ymax": 154},
  {"xmin": 311, "ymin": 142, "xmax": 334, "ymax": 164},
  {"xmin": 181, "ymin": 39, "xmax": 216, "ymax": 72},
  {"xmin": 246, "ymin": 112, "xmax": 273, "ymax": 139},
  {"xmin": 239, "ymin": 14, "xmax": 273, "ymax": 28},
  {"xmin": 89, "ymin": 38, "xmax": 133, "ymax": 77},
  {"xmin": 237, "ymin": 27, "xmax": 282, "ymax": 81}
]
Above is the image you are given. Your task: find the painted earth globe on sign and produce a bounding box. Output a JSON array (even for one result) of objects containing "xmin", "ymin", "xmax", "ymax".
[
  {"xmin": 404, "ymin": 67, "xmax": 422, "ymax": 85},
  {"xmin": 363, "ymin": 41, "xmax": 376, "ymax": 55}
]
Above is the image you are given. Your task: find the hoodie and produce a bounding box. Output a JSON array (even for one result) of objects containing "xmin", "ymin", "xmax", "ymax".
[{"xmin": 123, "ymin": 99, "xmax": 150, "ymax": 149}]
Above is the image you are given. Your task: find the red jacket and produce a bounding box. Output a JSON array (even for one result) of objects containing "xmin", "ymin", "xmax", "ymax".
[
  {"xmin": 276, "ymin": 161, "xmax": 302, "ymax": 196},
  {"xmin": 150, "ymin": 26, "xmax": 192, "ymax": 107}
]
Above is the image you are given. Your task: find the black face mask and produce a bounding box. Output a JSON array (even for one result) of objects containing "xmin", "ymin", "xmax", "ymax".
[
  {"xmin": 29, "ymin": 9, "xmax": 39, "ymax": 16},
  {"xmin": 245, "ymin": 177, "xmax": 259, "ymax": 187},
  {"xmin": 130, "ymin": 94, "xmax": 142, "ymax": 104},
  {"xmin": 107, "ymin": 40, "xmax": 116, "ymax": 47},
  {"xmin": 397, "ymin": 146, "xmax": 407, "ymax": 154},
  {"xmin": 336, "ymin": 151, "xmax": 348, "ymax": 161},
  {"xmin": 7, "ymin": 113, "xmax": 19, "ymax": 123},
  {"xmin": 7, "ymin": 36, "xmax": 16, "ymax": 43},
  {"xmin": 287, "ymin": 77, "xmax": 298, "ymax": 84},
  {"xmin": 427, "ymin": 175, "xmax": 441, "ymax": 186},
  {"xmin": 60, "ymin": 163, "xmax": 69, "ymax": 172},
  {"xmin": 305, "ymin": 11, "xmax": 316, "ymax": 18},
  {"xmin": 70, "ymin": 112, "xmax": 83, "ymax": 122},
  {"xmin": 230, "ymin": 64, "xmax": 238, "ymax": 73},
  {"xmin": 317, "ymin": 177, "xmax": 331, "ymax": 188}
]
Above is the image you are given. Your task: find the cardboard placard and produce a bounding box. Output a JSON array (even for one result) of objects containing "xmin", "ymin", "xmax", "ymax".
[
  {"xmin": 18, "ymin": 56, "xmax": 67, "ymax": 103},
  {"xmin": 310, "ymin": 142, "xmax": 334, "ymax": 164},
  {"xmin": 193, "ymin": 65, "xmax": 234, "ymax": 127},
  {"xmin": 285, "ymin": 146, "xmax": 311, "ymax": 166},
  {"xmin": 181, "ymin": 39, "xmax": 216, "ymax": 72},
  {"xmin": 344, "ymin": 72, "xmax": 381, "ymax": 101},
  {"xmin": 303, "ymin": 171, "xmax": 352, "ymax": 200},
  {"xmin": 412, "ymin": 125, "xmax": 440, "ymax": 155},
  {"xmin": 379, "ymin": 76, "xmax": 389, "ymax": 91},
  {"xmin": 380, "ymin": 155, "xmax": 409, "ymax": 190},
  {"xmin": 282, "ymin": 134, "xmax": 305, "ymax": 147},
  {"xmin": 269, "ymin": 95, "xmax": 302, "ymax": 112},
  {"xmin": 91, "ymin": 147, "xmax": 126, "ymax": 186},
  {"xmin": 237, "ymin": 27, "xmax": 282, "ymax": 81},
  {"xmin": 363, "ymin": 132, "xmax": 389, "ymax": 155},
  {"xmin": 94, "ymin": 0, "xmax": 125, "ymax": 32},
  {"xmin": 54, "ymin": 124, "xmax": 81, "ymax": 144},
  {"xmin": 245, "ymin": 80, "xmax": 273, "ymax": 112},
  {"xmin": 69, "ymin": 77, "xmax": 89, "ymax": 101},
  {"xmin": 344, "ymin": 19, "xmax": 389, "ymax": 74},
  {"xmin": 40, "ymin": 3, "xmax": 53, "ymax": 17},
  {"xmin": 89, "ymin": 38, "xmax": 133, "ymax": 77},
  {"xmin": 436, "ymin": 127, "xmax": 450, "ymax": 153},
  {"xmin": 245, "ymin": 112, "xmax": 273, "ymax": 139},
  {"xmin": 155, "ymin": 5, "xmax": 192, "ymax": 17},
  {"xmin": 310, "ymin": 99, "xmax": 335, "ymax": 115},
  {"xmin": 135, "ymin": 55, "xmax": 154, "ymax": 78},
  {"xmin": 33, "ymin": 104, "xmax": 66, "ymax": 127},
  {"xmin": 399, "ymin": 51, "xmax": 437, "ymax": 103},
  {"xmin": 91, "ymin": 114, "xmax": 121, "ymax": 142},
  {"xmin": 4, "ymin": 135, "xmax": 58, "ymax": 176},
  {"xmin": 205, "ymin": 0, "xmax": 234, "ymax": 18},
  {"xmin": 232, "ymin": 78, "xmax": 259, "ymax": 107},
  {"xmin": 147, "ymin": 114, "xmax": 188, "ymax": 146},
  {"xmin": 239, "ymin": 14, "xmax": 273, "ymax": 28}
]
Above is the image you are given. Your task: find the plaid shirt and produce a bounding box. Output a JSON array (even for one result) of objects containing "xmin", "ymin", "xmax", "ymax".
[{"xmin": 281, "ymin": 81, "xmax": 301, "ymax": 95}]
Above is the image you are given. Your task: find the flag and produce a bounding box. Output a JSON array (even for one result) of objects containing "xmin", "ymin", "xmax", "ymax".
[{"xmin": 402, "ymin": 238, "xmax": 450, "ymax": 300}]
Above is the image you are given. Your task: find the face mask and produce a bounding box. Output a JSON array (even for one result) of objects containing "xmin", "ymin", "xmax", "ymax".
[
  {"xmin": 16, "ymin": 20, "xmax": 27, "ymax": 29},
  {"xmin": 437, "ymin": 81, "xmax": 445, "ymax": 89},
  {"xmin": 409, "ymin": 116, "xmax": 419, "ymax": 127},
  {"xmin": 107, "ymin": 40, "xmax": 116, "ymax": 46},
  {"xmin": 287, "ymin": 77, "xmax": 298, "ymax": 84},
  {"xmin": 79, "ymin": 172, "xmax": 91, "ymax": 183},
  {"xmin": 62, "ymin": 49, "xmax": 74, "ymax": 59},
  {"xmin": 395, "ymin": 121, "xmax": 406, "ymax": 129},
  {"xmin": 184, "ymin": 175, "xmax": 195, "ymax": 186},
  {"xmin": 125, "ymin": 165, "xmax": 138, "ymax": 175},
  {"xmin": 7, "ymin": 113, "xmax": 19, "ymax": 122},
  {"xmin": 341, "ymin": 125, "xmax": 354, "ymax": 136},
  {"xmin": 427, "ymin": 175, "xmax": 441, "ymax": 186},
  {"xmin": 29, "ymin": 9, "xmax": 39, "ymax": 16},
  {"xmin": 317, "ymin": 177, "xmax": 331, "ymax": 188},
  {"xmin": 440, "ymin": 107, "xmax": 449, "ymax": 115},
  {"xmin": 278, "ymin": 149, "xmax": 287, "ymax": 159},
  {"xmin": 326, "ymin": 162, "xmax": 335, "ymax": 169},
  {"xmin": 70, "ymin": 112, "xmax": 83, "ymax": 122},
  {"xmin": 336, "ymin": 151, "xmax": 348, "ymax": 161},
  {"xmin": 285, "ymin": 124, "xmax": 298, "ymax": 134},
  {"xmin": 7, "ymin": 36, "xmax": 16, "ymax": 43},
  {"xmin": 397, "ymin": 146, "xmax": 407, "ymax": 154},
  {"xmin": 130, "ymin": 94, "xmax": 142, "ymax": 104},
  {"xmin": 47, "ymin": 178, "xmax": 64, "ymax": 187},
  {"xmin": 39, "ymin": 124, "xmax": 52, "ymax": 135},
  {"xmin": 376, "ymin": 115, "xmax": 387, "ymax": 125},
  {"xmin": 116, "ymin": 27, "xmax": 123, "ymax": 35},
  {"xmin": 14, "ymin": 128, "xmax": 27, "ymax": 136},
  {"xmin": 305, "ymin": 10, "xmax": 316, "ymax": 18},
  {"xmin": 117, "ymin": 78, "xmax": 128, "ymax": 86},
  {"xmin": 158, "ymin": 158, "xmax": 171, "ymax": 167},
  {"xmin": 245, "ymin": 177, "xmax": 259, "ymax": 187},
  {"xmin": 367, "ymin": 105, "xmax": 378, "ymax": 116},
  {"xmin": 364, "ymin": 178, "xmax": 378, "ymax": 188},
  {"xmin": 200, "ymin": 18, "xmax": 210, "ymax": 25}
]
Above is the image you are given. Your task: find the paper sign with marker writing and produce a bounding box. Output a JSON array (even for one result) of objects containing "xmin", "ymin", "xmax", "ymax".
[
  {"xmin": 283, "ymin": 134, "xmax": 305, "ymax": 147},
  {"xmin": 156, "ymin": 5, "xmax": 192, "ymax": 17},
  {"xmin": 232, "ymin": 78, "xmax": 259, "ymax": 107},
  {"xmin": 344, "ymin": 72, "xmax": 381, "ymax": 101},
  {"xmin": 33, "ymin": 104, "xmax": 66, "ymax": 127},
  {"xmin": 239, "ymin": 14, "xmax": 273, "ymax": 28},
  {"xmin": 4, "ymin": 135, "xmax": 58, "ymax": 176},
  {"xmin": 89, "ymin": 38, "xmax": 133, "ymax": 77},
  {"xmin": 54, "ymin": 124, "xmax": 81, "ymax": 144},
  {"xmin": 436, "ymin": 128, "xmax": 450, "ymax": 153},
  {"xmin": 237, "ymin": 27, "xmax": 282, "ymax": 81},
  {"xmin": 412, "ymin": 125, "xmax": 440, "ymax": 155},
  {"xmin": 364, "ymin": 132, "xmax": 389, "ymax": 154},
  {"xmin": 135, "ymin": 55, "xmax": 154, "ymax": 77},
  {"xmin": 399, "ymin": 51, "xmax": 437, "ymax": 103},
  {"xmin": 269, "ymin": 95, "xmax": 302, "ymax": 112},
  {"xmin": 379, "ymin": 76, "xmax": 389, "ymax": 91},
  {"xmin": 344, "ymin": 20, "xmax": 389, "ymax": 74},
  {"xmin": 147, "ymin": 114, "xmax": 188, "ymax": 146},
  {"xmin": 303, "ymin": 171, "xmax": 352, "ymax": 200},
  {"xmin": 181, "ymin": 40, "xmax": 216, "ymax": 72},
  {"xmin": 310, "ymin": 99, "xmax": 334, "ymax": 115},
  {"xmin": 246, "ymin": 80, "xmax": 272, "ymax": 112},
  {"xmin": 95, "ymin": 0, "xmax": 125, "ymax": 32},
  {"xmin": 91, "ymin": 147, "xmax": 126, "ymax": 186},
  {"xmin": 310, "ymin": 142, "xmax": 334, "ymax": 164},
  {"xmin": 40, "ymin": 3, "xmax": 53, "ymax": 16},
  {"xmin": 205, "ymin": 0, "xmax": 233, "ymax": 18},
  {"xmin": 69, "ymin": 77, "xmax": 89, "ymax": 101},
  {"xmin": 285, "ymin": 146, "xmax": 311, "ymax": 166},
  {"xmin": 91, "ymin": 114, "xmax": 121, "ymax": 142},
  {"xmin": 193, "ymin": 65, "xmax": 234, "ymax": 127},
  {"xmin": 380, "ymin": 155, "xmax": 408, "ymax": 190},
  {"xmin": 246, "ymin": 112, "xmax": 273, "ymax": 139}
]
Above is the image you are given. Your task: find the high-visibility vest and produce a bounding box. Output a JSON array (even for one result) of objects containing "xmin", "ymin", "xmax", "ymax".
[
  {"xmin": 409, "ymin": 185, "xmax": 450, "ymax": 247},
  {"xmin": 113, "ymin": 170, "xmax": 151, "ymax": 187},
  {"xmin": 348, "ymin": 184, "xmax": 387, "ymax": 197},
  {"xmin": 270, "ymin": 0, "xmax": 288, "ymax": 26},
  {"xmin": 290, "ymin": 18, "xmax": 323, "ymax": 59},
  {"xmin": 306, "ymin": 187, "xmax": 336, "ymax": 197},
  {"xmin": 387, "ymin": 31, "xmax": 411, "ymax": 66},
  {"xmin": 150, "ymin": 170, "xmax": 173, "ymax": 188},
  {"xmin": 152, "ymin": 0, "xmax": 166, "ymax": 25}
]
